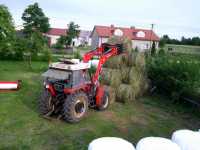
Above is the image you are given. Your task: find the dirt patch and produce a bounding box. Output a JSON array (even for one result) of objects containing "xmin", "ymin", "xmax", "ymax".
[
  {"xmin": 130, "ymin": 115, "xmax": 149, "ymax": 126},
  {"xmin": 100, "ymin": 111, "xmax": 129, "ymax": 134}
]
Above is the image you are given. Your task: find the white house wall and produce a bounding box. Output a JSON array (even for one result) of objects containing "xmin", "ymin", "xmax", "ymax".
[
  {"xmin": 91, "ymin": 30, "xmax": 100, "ymax": 49},
  {"xmin": 132, "ymin": 40, "xmax": 159, "ymax": 52},
  {"xmin": 46, "ymin": 34, "xmax": 60, "ymax": 45},
  {"xmin": 88, "ymin": 38, "xmax": 92, "ymax": 46},
  {"xmin": 100, "ymin": 37, "xmax": 108, "ymax": 46}
]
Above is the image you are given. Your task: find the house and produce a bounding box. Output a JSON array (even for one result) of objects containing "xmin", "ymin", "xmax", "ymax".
[
  {"xmin": 72, "ymin": 30, "xmax": 92, "ymax": 46},
  {"xmin": 45, "ymin": 28, "xmax": 91, "ymax": 47},
  {"xmin": 90, "ymin": 25, "xmax": 160, "ymax": 51},
  {"xmin": 45, "ymin": 28, "xmax": 67, "ymax": 46}
]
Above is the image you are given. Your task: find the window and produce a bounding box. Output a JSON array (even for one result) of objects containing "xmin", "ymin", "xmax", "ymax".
[{"xmin": 136, "ymin": 31, "xmax": 145, "ymax": 38}]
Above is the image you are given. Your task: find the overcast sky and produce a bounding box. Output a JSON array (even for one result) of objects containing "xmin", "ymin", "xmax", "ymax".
[{"xmin": 1, "ymin": 0, "xmax": 199, "ymax": 39}]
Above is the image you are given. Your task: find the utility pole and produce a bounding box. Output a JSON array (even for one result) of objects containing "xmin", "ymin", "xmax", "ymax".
[
  {"xmin": 149, "ymin": 23, "xmax": 155, "ymax": 56},
  {"xmin": 150, "ymin": 23, "xmax": 154, "ymax": 49}
]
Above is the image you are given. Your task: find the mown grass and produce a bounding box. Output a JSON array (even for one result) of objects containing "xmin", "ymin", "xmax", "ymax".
[{"xmin": 0, "ymin": 61, "xmax": 199, "ymax": 150}]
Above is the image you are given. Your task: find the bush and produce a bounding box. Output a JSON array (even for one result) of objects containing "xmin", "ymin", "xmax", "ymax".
[
  {"xmin": 13, "ymin": 37, "xmax": 27, "ymax": 60},
  {"xmin": 134, "ymin": 47, "xmax": 139, "ymax": 52},
  {"xmin": 158, "ymin": 48, "xmax": 165, "ymax": 55},
  {"xmin": 147, "ymin": 54, "xmax": 200, "ymax": 100},
  {"xmin": 151, "ymin": 41, "xmax": 156, "ymax": 56},
  {"xmin": 73, "ymin": 50, "xmax": 82, "ymax": 59},
  {"xmin": 39, "ymin": 48, "xmax": 52, "ymax": 62},
  {"xmin": 51, "ymin": 43, "xmax": 64, "ymax": 49},
  {"xmin": 0, "ymin": 37, "xmax": 27, "ymax": 60}
]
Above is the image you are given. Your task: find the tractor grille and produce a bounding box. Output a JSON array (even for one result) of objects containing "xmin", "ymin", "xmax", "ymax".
[{"xmin": 54, "ymin": 82, "xmax": 64, "ymax": 92}]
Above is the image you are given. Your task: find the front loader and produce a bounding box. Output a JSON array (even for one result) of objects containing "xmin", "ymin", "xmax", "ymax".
[{"xmin": 40, "ymin": 43, "xmax": 124, "ymax": 123}]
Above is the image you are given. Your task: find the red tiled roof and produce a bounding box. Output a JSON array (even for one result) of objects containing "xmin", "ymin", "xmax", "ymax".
[
  {"xmin": 46, "ymin": 28, "xmax": 67, "ymax": 36},
  {"xmin": 93, "ymin": 25, "xmax": 160, "ymax": 41}
]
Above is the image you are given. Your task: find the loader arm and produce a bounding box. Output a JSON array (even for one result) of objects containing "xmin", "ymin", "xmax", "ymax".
[
  {"xmin": 83, "ymin": 43, "xmax": 123, "ymax": 85},
  {"xmin": 82, "ymin": 47, "xmax": 104, "ymax": 62},
  {"xmin": 91, "ymin": 47, "xmax": 119, "ymax": 85}
]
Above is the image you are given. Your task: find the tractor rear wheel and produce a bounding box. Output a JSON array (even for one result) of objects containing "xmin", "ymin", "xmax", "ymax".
[
  {"xmin": 97, "ymin": 91, "xmax": 110, "ymax": 111},
  {"xmin": 39, "ymin": 89, "xmax": 54, "ymax": 115},
  {"xmin": 62, "ymin": 92, "xmax": 88, "ymax": 123}
]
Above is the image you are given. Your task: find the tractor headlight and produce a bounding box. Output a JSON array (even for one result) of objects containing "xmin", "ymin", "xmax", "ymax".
[{"xmin": 45, "ymin": 84, "xmax": 49, "ymax": 89}]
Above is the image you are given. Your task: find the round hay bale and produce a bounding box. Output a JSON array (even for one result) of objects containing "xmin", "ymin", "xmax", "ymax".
[
  {"xmin": 101, "ymin": 68, "xmax": 113, "ymax": 85},
  {"xmin": 104, "ymin": 86, "xmax": 116, "ymax": 104},
  {"xmin": 129, "ymin": 67, "xmax": 144, "ymax": 98},
  {"xmin": 103, "ymin": 54, "xmax": 128, "ymax": 69},
  {"xmin": 120, "ymin": 67, "xmax": 131, "ymax": 84},
  {"xmin": 115, "ymin": 84, "xmax": 135, "ymax": 103},
  {"xmin": 127, "ymin": 52, "xmax": 137, "ymax": 67},
  {"xmin": 107, "ymin": 36, "xmax": 132, "ymax": 52},
  {"xmin": 101, "ymin": 68, "xmax": 122, "ymax": 86},
  {"xmin": 104, "ymin": 51, "xmax": 139, "ymax": 69},
  {"xmin": 110, "ymin": 70, "xmax": 122, "ymax": 88},
  {"xmin": 135, "ymin": 52, "xmax": 146, "ymax": 70}
]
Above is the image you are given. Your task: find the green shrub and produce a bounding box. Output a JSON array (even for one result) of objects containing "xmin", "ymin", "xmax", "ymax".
[
  {"xmin": 13, "ymin": 37, "xmax": 27, "ymax": 60},
  {"xmin": 51, "ymin": 43, "xmax": 64, "ymax": 49},
  {"xmin": 0, "ymin": 37, "xmax": 27, "ymax": 60},
  {"xmin": 39, "ymin": 48, "xmax": 52, "ymax": 62},
  {"xmin": 147, "ymin": 54, "xmax": 200, "ymax": 100},
  {"xmin": 73, "ymin": 50, "xmax": 82, "ymax": 59},
  {"xmin": 151, "ymin": 41, "xmax": 156, "ymax": 56},
  {"xmin": 134, "ymin": 47, "xmax": 139, "ymax": 52},
  {"xmin": 158, "ymin": 48, "xmax": 165, "ymax": 55}
]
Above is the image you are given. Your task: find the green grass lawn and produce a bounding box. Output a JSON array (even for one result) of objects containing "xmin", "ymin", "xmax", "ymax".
[
  {"xmin": 0, "ymin": 61, "xmax": 200, "ymax": 150},
  {"xmin": 165, "ymin": 44, "xmax": 200, "ymax": 54}
]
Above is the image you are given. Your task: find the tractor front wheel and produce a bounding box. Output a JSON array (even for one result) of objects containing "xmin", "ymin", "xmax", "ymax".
[
  {"xmin": 39, "ymin": 89, "xmax": 54, "ymax": 115},
  {"xmin": 97, "ymin": 91, "xmax": 110, "ymax": 111},
  {"xmin": 62, "ymin": 92, "xmax": 88, "ymax": 123}
]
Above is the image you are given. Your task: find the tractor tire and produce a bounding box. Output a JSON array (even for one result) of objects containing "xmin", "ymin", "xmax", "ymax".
[
  {"xmin": 97, "ymin": 91, "xmax": 110, "ymax": 111},
  {"xmin": 39, "ymin": 88, "xmax": 54, "ymax": 115},
  {"xmin": 62, "ymin": 92, "xmax": 88, "ymax": 123}
]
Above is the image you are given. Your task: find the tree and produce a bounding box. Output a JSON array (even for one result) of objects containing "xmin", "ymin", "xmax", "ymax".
[
  {"xmin": 0, "ymin": 5, "xmax": 16, "ymax": 59},
  {"xmin": 192, "ymin": 37, "xmax": 200, "ymax": 46},
  {"xmin": 0, "ymin": 5, "xmax": 15, "ymax": 40},
  {"xmin": 161, "ymin": 35, "xmax": 200, "ymax": 46},
  {"xmin": 159, "ymin": 38, "xmax": 166, "ymax": 48},
  {"xmin": 162, "ymin": 35, "xmax": 170, "ymax": 43},
  {"xmin": 22, "ymin": 3, "xmax": 49, "ymax": 34},
  {"xmin": 55, "ymin": 35, "xmax": 68, "ymax": 49},
  {"xmin": 66, "ymin": 22, "xmax": 80, "ymax": 46},
  {"xmin": 56, "ymin": 22, "xmax": 80, "ymax": 48},
  {"xmin": 22, "ymin": 2, "xmax": 50, "ymax": 66}
]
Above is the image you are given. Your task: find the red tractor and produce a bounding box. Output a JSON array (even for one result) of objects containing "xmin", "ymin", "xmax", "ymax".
[{"xmin": 40, "ymin": 43, "xmax": 124, "ymax": 123}]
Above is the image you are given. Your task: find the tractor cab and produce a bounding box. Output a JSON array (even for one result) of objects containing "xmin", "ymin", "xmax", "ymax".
[{"xmin": 42, "ymin": 59, "xmax": 91, "ymax": 94}]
